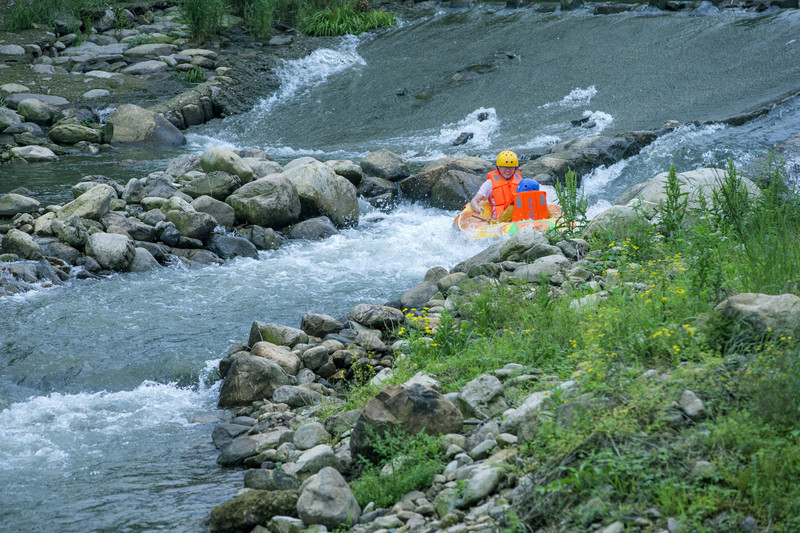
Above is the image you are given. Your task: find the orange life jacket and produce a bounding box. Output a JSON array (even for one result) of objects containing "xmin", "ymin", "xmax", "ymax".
[{"xmin": 486, "ymin": 169, "xmax": 522, "ymax": 217}]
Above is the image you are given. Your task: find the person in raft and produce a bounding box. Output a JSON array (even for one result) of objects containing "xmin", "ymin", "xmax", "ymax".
[{"xmin": 469, "ymin": 150, "xmax": 531, "ymax": 223}]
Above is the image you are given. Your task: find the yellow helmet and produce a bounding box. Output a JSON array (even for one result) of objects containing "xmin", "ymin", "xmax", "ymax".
[{"xmin": 496, "ymin": 150, "xmax": 519, "ymax": 167}]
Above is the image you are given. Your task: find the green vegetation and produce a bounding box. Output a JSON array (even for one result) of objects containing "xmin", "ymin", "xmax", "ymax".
[
  {"xmin": 179, "ymin": 67, "xmax": 206, "ymax": 83},
  {"xmin": 178, "ymin": 0, "xmax": 225, "ymax": 42},
  {"xmin": 336, "ymin": 157, "xmax": 800, "ymax": 529},
  {"xmin": 298, "ymin": 2, "xmax": 397, "ymax": 37},
  {"xmin": 7, "ymin": 0, "xmax": 104, "ymax": 32},
  {"xmin": 554, "ymin": 168, "xmax": 589, "ymax": 235}
]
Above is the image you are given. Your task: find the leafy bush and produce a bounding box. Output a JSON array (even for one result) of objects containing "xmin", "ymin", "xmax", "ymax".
[{"xmin": 349, "ymin": 428, "xmax": 444, "ymax": 509}]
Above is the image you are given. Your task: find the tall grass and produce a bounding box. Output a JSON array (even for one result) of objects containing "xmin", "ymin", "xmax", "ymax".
[
  {"xmin": 298, "ymin": 2, "xmax": 397, "ymax": 36},
  {"xmin": 178, "ymin": 0, "xmax": 225, "ymax": 42},
  {"xmin": 7, "ymin": 0, "xmax": 103, "ymax": 32}
]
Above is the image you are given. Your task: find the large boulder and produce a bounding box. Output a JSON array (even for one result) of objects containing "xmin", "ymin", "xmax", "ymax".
[
  {"xmin": 0, "ymin": 107, "xmax": 23, "ymax": 130},
  {"xmin": 283, "ymin": 162, "xmax": 359, "ymax": 228},
  {"xmin": 715, "ymin": 293, "xmax": 800, "ymax": 335},
  {"xmin": 217, "ymin": 355, "xmax": 290, "ymax": 407},
  {"xmin": 249, "ymin": 321, "xmax": 309, "ymax": 348},
  {"xmin": 616, "ymin": 167, "xmax": 761, "ymax": 209},
  {"xmin": 296, "ymin": 467, "xmax": 360, "ymax": 529},
  {"xmin": 1, "ymin": 228, "xmax": 42, "ymax": 259},
  {"xmin": 284, "ymin": 216, "xmax": 339, "ymax": 240},
  {"xmin": 301, "ymin": 312, "xmax": 345, "ymax": 338},
  {"xmin": 164, "ymin": 210, "xmax": 216, "ymax": 243},
  {"xmin": 360, "ymin": 149, "xmax": 411, "ymax": 182},
  {"xmin": 400, "ymin": 280, "xmax": 439, "ymax": 311},
  {"xmin": 209, "ymin": 490, "xmax": 299, "ymax": 533},
  {"xmin": 182, "ymin": 171, "xmax": 241, "ymax": 201},
  {"xmin": 350, "ymin": 384, "xmax": 464, "ymax": 462},
  {"xmin": 0, "ymin": 193, "xmax": 40, "ymax": 216},
  {"xmin": 207, "ymin": 234, "xmax": 259, "ymax": 260},
  {"xmin": 127, "ymin": 247, "xmax": 161, "ymax": 272},
  {"xmin": 85, "ymin": 232, "xmax": 136, "ymax": 271},
  {"xmin": 191, "ymin": 195, "xmax": 235, "ymax": 229},
  {"xmin": 52, "ymin": 215, "xmax": 90, "ymax": 248},
  {"xmin": 48, "ymin": 123, "xmax": 103, "ymax": 144},
  {"xmin": 225, "ymin": 175, "xmax": 301, "ymax": 228},
  {"xmin": 430, "ymin": 170, "xmax": 485, "ymax": 210},
  {"xmin": 251, "ymin": 341, "xmax": 302, "ymax": 375},
  {"xmin": 105, "ymin": 103, "xmax": 185, "ymax": 148},
  {"xmin": 58, "ymin": 184, "xmax": 116, "ymax": 220},
  {"xmin": 199, "ymin": 148, "xmax": 254, "ymax": 184},
  {"xmin": 11, "ymin": 145, "xmax": 58, "ymax": 162},
  {"xmin": 348, "ymin": 303, "xmax": 405, "ymax": 330},
  {"xmin": 101, "ymin": 212, "xmax": 156, "ymax": 242},
  {"xmin": 16, "ymin": 98, "xmax": 58, "ymax": 125}
]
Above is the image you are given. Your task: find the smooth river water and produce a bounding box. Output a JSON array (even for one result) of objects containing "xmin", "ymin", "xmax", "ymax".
[{"xmin": 1, "ymin": 5, "xmax": 799, "ymax": 531}]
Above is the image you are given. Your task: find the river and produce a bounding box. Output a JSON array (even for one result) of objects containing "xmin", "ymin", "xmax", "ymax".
[{"xmin": 1, "ymin": 5, "xmax": 799, "ymax": 532}]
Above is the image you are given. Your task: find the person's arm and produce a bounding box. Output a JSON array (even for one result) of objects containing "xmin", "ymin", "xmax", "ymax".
[{"xmin": 469, "ymin": 181, "xmax": 493, "ymax": 215}]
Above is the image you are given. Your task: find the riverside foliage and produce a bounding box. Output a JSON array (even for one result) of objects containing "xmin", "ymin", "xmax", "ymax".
[{"xmin": 337, "ymin": 158, "xmax": 800, "ymax": 531}]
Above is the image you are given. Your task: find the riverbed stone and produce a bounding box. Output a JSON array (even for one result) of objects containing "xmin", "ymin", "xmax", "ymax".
[
  {"xmin": 209, "ymin": 489, "xmax": 299, "ymax": 533},
  {"xmin": 249, "ymin": 321, "xmax": 309, "ymax": 348},
  {"xmin": 430, "ymin": 169, "xmax": 485, "ymax": 210},
  {"xmin": 251, "ymin": 341, "xmax": 302, "ymax": 376},
  {"xmin": 164, "ymin": 210, "xmax": 216, "ymax": 243},
  {"xmin": 11, "ymin": 145, "xmax": 58, "ymax": 162},
  {"xmin": 284, "ymin": 216, "xmax": 339, "ymax": 240},
  {"xmin": 101, "ymin": 212, "xmax": 156, "ymax": 242},
  {"xmin": 360, "ymin": 149, "xmax": 411, "ymax": 182},
  {"xmin": 400, "ymin": 280, "xmax": 439, "ymax": 310},
  {"xmin": 225, "ymin": 175, "xmax": 301, "ymax": 228},
  {"xmin": 296, "ymin": 467, "xmax": 360, "ymax": 529},
  {"xmin": 456, "ymin": 374, "xmax": 508, "ymax": 420},
  {"xmin": 272, "ymin": 385, "xmax": 323, "ymax": 408},
  {"xmin": 124, "ymin": 43, "xmax": 178, "ymax": 58},
  {"xmin": 293, "ymin": 422, "xmax": 331, "ymax": 451},
  {"xmin": 1, "ymin": 229, "xmax": 42, "ymax": 260},
  {"xmin": 300, "ymin": 312, "xmax": 344, "ymax": 338},
  {"xmin": 190, "ymin": 195, "xmax": 235, "ymax": 228},
  {"xmin": 200, "ymin": 148, "xmax": 254, "ymax": 184},
  {"xmin": 325, "ymin": 159, "xmax": 363, "ymax": 185},
  {"xmin": 0, "ymin": 194, "xmax": 40, "ymax": 217},
  {"xmin": 218, "ymin": 354, "xmax": 290, "ymax": 407},
  {"xmin": 348, "ymin": 303, "xmax": 405, "ymax": 330},
  {"xmin": 85, "ymin": 232, "xmax": 136, "ymax": 271},
  {"xmin": 244, "ymin": 469, "xmax": 300, "ymax": 491},
  {"xmin": 295, "ymin": 444, "xmax": 341, "ymax": 478},
  {"xmin": 127, "ymin": 247, "xmax": 161, "ymax": 272},
  {"xmin": 283, "ymin": 162, "xmax": 359, "ymax": 228},
  {"xmin": 350, "ymin": 384, "xmax": 464, "ymax": 462},
  {"xmin": 182, "ymin": 171, "xmax": 242, "ymax": 200},
  {"xmin": 58, "ymin": 184, "xmax": 116, "ymax": 220},
  {"xmin": 243, "ymin": 224, "xmax": 283, "ymax": 250},
  {"xmin": 0, "ymin": 107, "xmax": 22, "ymax": 130},
  {"xmin": 52, "ymin": 215, "xmax": 89, "ymax": 248},
  {"xmin": 714, "ymin": 292, "xmax": 800, "ymax": 335},
  {"xmin": 514, "ymin": 254, "xmax": 571, "ymax": 283},
  {"xmin": 16, "ymin": 98, "xmax": 57, "ymax": 125},
  {"xmin": 105, "ymin": 103, "xmax": 185, "ymax": 148},
  {"xmin": 48, "ymin": 123, "xmax": 103, "ymax": 144},
  {"xmin": 207, "ymin": 234, "xmax": 259, "ymax": 260},
  {"xmin": 461, "ymin": 466, "xmax": 504, "ymax": 507}
]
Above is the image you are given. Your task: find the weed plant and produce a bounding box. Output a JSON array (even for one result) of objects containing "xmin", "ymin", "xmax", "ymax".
[
  {"xmin": 178, "ymin": 0, "xmax": 225, "ymax": 42},
  {"xmin": 338, "ymin": 158, "xmax": 800, "ymax": 530},
  {"xmin": 180, "ymin": 67, "xmax": 205, "ymax": 83},
  {"xmin": 298, "ymin": 2, "xmax": 396, "ymax": 36},
  {"xmin": 554, "ymin": 168, "xmax": 589, "ymax": 235},
  {"xmin": 661, "ymin": 163, "xmax": 688, "ymax": 239},
  {"xmin": 7, "ymin": 0, "xmax": 103, "ymax": 32}
]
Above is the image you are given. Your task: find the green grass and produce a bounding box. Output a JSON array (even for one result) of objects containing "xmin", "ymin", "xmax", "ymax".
[
  {"xmin": 298, "ymin": 3, "xmax": 397, "ymax": 36},
  {"xmin": 335, "ymin": 158, "xmax": 800, "ymax": 530},
  {"xmin": 7, "ymin": 0, "xmax": 105, "ymax": 32}
]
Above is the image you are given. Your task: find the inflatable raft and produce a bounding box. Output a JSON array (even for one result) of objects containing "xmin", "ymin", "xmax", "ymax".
[{"xmin": 453, "ymin": 201, "xmax": 563, "ymax": 239}]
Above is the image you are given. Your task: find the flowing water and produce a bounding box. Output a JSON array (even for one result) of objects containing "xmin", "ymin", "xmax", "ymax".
[{"xmin": 1, "ymin": 6, "xmax": 800, "ymax": 531}]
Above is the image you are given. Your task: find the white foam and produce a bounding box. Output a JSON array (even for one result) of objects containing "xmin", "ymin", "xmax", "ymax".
[
  {"xmin": 517, "ymin": 134, "xmax": 562, "ymax": 151},
  {"xmin": 582, "ymin": 159, "xmax": 628, "ymax": 197},
  {"xmin": 436, "ymin": 107, "xmax": 499, "ymax": 149},
  {"xmin": 580, "ymin": 110, "xmax": 614, "ymax": 133},
  {"xmin": 0, "ymin": 380, "xmax": 218, "ymax": 468},
  {"xmin": 539, "ymin": 85, "xmax": 597, "ymax": 109}
]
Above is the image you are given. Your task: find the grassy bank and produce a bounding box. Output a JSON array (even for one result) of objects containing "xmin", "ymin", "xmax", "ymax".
[{"xmin": 342, "ymin": 157, "xmax": 800, "ymax": 532}]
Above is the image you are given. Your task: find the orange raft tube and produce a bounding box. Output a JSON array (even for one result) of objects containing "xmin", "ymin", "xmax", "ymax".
[{"xmin": 453, "ymin": 202, "xmax": 563, "ymax": 239}]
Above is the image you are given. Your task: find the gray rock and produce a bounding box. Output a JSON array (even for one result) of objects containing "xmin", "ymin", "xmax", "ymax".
[
  {"xmin": 217, "ymin": 355, "xmax": 290, "ymax": 408},
  {"xmin": 360, "ymin": 149, "xmax": 411, "ymax": 182},
  {"xmin": 101, "ymin": 212, "xmax": 156, "ymax": 242},
  {"xmin": 59, "ymin": 184, "xmax": 116, "ymax": 221},
  {"xmin": 272, "ymin": 385, "xmax": 322, "ymax": 408},
  {"xmin": 295, "ymin": 444, "xmax": 341, "ymax": 477},
  {"xmin": 500, "ymin": 229, "xmax": 550, "ymax": 261},
  {"xmin": 0, "ymin": 193, "xmax": 40, "ymax": 217},
  {"xmin": 1, "ymin": 228, "xmax": 42, "ymax": 260},
  {"xmin": 349, "ymin": 303, "xmax": 405, "ymax": 330},
  {"xmin": 293, "ymin": 422, "xmax": 331, "ymax": 451},
  {"xmin": 452, "ymin": 241, "xmax": 504, "ymax": 273},
  {"xmin": 515, "ymin": 254, "xmax": 571, "ymax": 283},
  {"xmin": 3, "ymin": 93, "xmax": 69, "ymax": 109},
  {"xmin": 456, "ymin": 374, "xmax": 508, "ymax": 420},
  {"xmin": 85, "ymin": 232, "xmax": 135, "ymax": 271},
  {"xmin": 0, "ymin": 107, "xmax": 22, "ymax": 130},
  {"xmin": 283, "ymin": 162, "xmax": 359, "ymax": 228},
  {"xmin": 243, "ymin": 224, "xmax": 283, "ymax": 251},
  {"xmin": 301, "ymin": 345, "xmax": 329, "ymax": 371},
  {"xmin": 285, "ymin": 216, "xmax": 339, "ymax": 240},
  {"xmin": 127, "ymin": 247, "xmax": 161, "ymax": 272},
  {"xmin": 209, "ymin": 489, "xmax": 299, "ymax": 533},
  {"xmin": 296, "ymin": 467, "xmax": 360, "ymax": 528},
  {"xmin": 105, "ymin": 103, "xmax": 184, "ymax": 148},
  {"xmin": 249, "ymin": 321, "xmax": 309, "ymax": 348},
  {"xmin": 325, "ymin": 159, "xmax": 363, "ymax": 185},
  {"xmin": 251, "ymin": 341, "xmax": 301, "ymax": 376},
  {"xmin": 678, "ymin": 390, "xmax": 706, "ymax": 421},
  {"xmin": 123, "ymin": 43, "xmax": 178, "ymax": 58},
  {"xmin": 401, "ymin": 280, "xmax": 439, "ymax": 310},
  {"xmin": 225, "ymin": 175, "xmax": 301, "ymax": 228},
  {"xmin": 164, "ymin": 210, "xmax": 216, "ymax": 243},
  {"xmin": 714, "ymin": 292, "xmax": 800, "ymax": 335},
  {"xmin": 11, "ymin": 145, "xmax": 58, "ymax": 162},
  {"xmin": 52, "ymin": 215, "xmax": 89, "ymax": 248},
  {"xmin": 48, "ymin": 123, "xmax": 102, "ymax": 144},
  {"xmin": 207, "ymin": 234, "xmax": 259, "ymax": 260},
  {"xmin": 301, "ymin": 312, "xmax": 344, "ymax": 338},
  {"xmin": 16, "ymin": 98, "xmax": 58, "ymax": 125},
  {"xmin": 460, "ymin": 466, "xmax": 503, "ymax": 507},
  {"xmin": 199, "ymin": 148, "xmax": 254, "ymax": 183},
  {"xmin": 182, "ymin": 171, "xmax": 241, "ymax": 200},
  {"xmin": 350, "ymin": 384, "xmax": 463, "ymax": 463},
  {"xmin": 191, "ymin": 195, "xmax": 235, "ymax": 229},
  {"xmin": 430, "ymin": 170, "xmax": 485, "ymax": 210}
]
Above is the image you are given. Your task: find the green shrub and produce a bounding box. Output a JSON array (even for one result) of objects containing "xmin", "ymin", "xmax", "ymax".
[
  {"xmin": 661, "ymin": 163, "xmax": 688, "ymax": 239},
  {"xmin": 349, "ymin": 428, "xmax": 443, "ymax": 509},
  {"xmin": 299, "ymin": 2, "xmax": 396, "ymax": 36},
  {"xmin": 180, "ymin": 67, "xmax": 206, "ymax": 83},
  {"xmin": 243, "ymin": 0, "xmax": 272, "ymax": 38},
  {"xmin": 178, "ymin": 0, "xmax": 225, "ymax": 42},
  {"xmin": 554, "ymin": 168, "xmax": 589, "ymax": 235}
]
